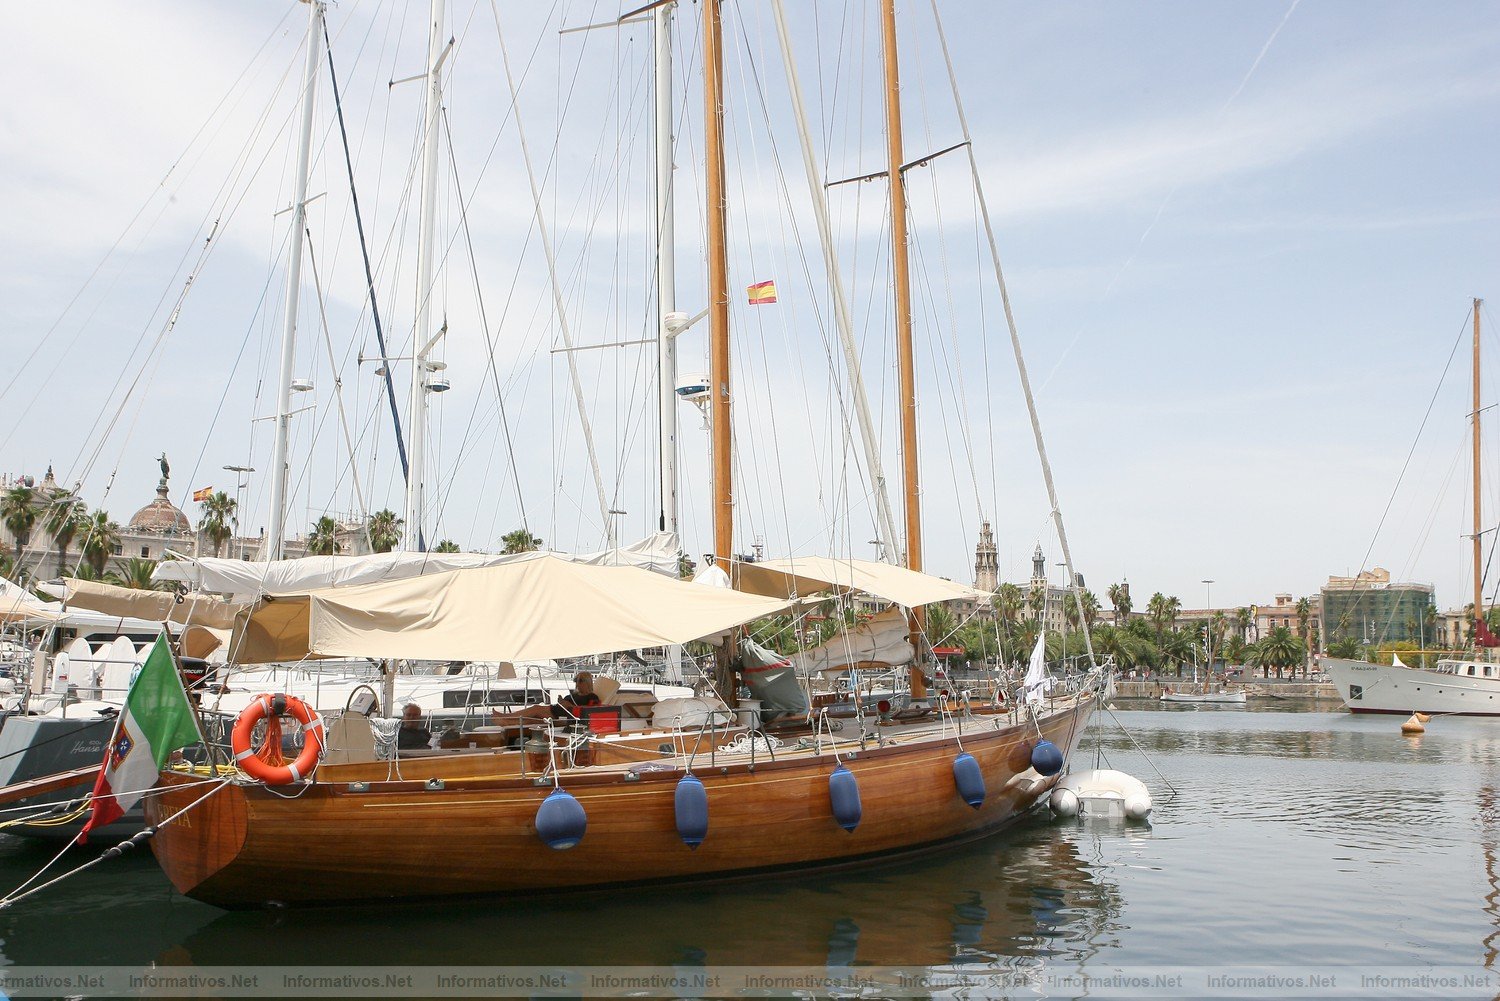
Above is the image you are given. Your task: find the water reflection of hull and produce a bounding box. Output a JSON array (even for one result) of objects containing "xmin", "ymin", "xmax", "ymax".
[{"xmin": 163, "ymin": 819, "xmax": 1126, "ymax": 969}]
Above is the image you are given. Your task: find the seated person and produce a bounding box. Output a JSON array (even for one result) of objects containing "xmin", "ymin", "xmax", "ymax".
[
  {"xmin": 553, "ymin": 672, "xmax": 602, "ymax": 721},
  {"xmin": 490, "ymin": 672, "xmax": 604, "ymax": 730},
  {"xmin": 396, "ymin": 703, "xmax": 433, "ymax": 750}
]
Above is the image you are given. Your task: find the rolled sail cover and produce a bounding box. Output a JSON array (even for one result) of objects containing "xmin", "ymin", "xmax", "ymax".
[{"xmin": 738, "ymin": 637, "xmax": 810, "ymax": 716}]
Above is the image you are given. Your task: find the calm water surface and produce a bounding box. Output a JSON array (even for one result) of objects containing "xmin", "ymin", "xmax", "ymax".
[{"xmin": 0, "ymin": 705, "xmax": 1495, "ymax": 990}]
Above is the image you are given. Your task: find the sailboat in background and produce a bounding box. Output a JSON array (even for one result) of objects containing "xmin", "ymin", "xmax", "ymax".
[
  {"xmin": 139, "ymin": 0, "xmax": 1104, "ymax": 909},
  {"xmin": 1326, "ymin": 298, "xmax": 1500, "ymax": 716}
]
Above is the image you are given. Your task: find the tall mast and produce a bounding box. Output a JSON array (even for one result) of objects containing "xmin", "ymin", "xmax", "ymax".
[
  {"xmin": 880, "ymin": 0, "xmax": 927, "ymax": 697},
  {"xmin": 703, "ymin": 0, "xmax": 738, "ymax": 704},
  {"xmin": 266, "ymin": 0, "xmax": 324, "ymax": 562},
  {"xmin": 1475, "ymin": 297, "xmax": 1485, "ymax": 626},
  {"xmin": 704, "ymin": 0, "xmax": 732, "ymax": 568},
  {"xmin": 655, "ymin": 2, "xmax": 679, "ymax": 538},
  {"xmin": 404, "ymin": 0, "xmax": 447, "ymax": 552}
]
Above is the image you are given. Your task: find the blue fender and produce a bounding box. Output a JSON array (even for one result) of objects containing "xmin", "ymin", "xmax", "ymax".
[
  {"xmin": 675, "ymin": 773, "xmax": 709, "ymax": 848},
  {"xmin": 953, "ymin": 752, "xmax": 986, "ymax": 808},
  {"xmin": 535, "ymin": 788, "xmax": 587, "ymax": 850},
  {"xmin": 1031, "ymin": 740, "xmax": 1064, "ymax": 777},
  {"xmin": 829, "ymin": 764, "xmax": 862, "ymax": 832}
]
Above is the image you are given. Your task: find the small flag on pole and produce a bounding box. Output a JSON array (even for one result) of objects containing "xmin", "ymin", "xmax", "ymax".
[
  {"xmin": 746, "ymin": 280, "xmax": 778, "ymax": 305},
  {"xmin": 192, "ymin": 487, "xmax": 213, "ymax": 503},
  {"xmin": 79, "ymin": 633, "xmax": 201, "ymax": 842}
]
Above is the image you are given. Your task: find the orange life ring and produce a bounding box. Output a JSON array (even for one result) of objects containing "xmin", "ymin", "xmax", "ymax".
[{"xmin": 231, "ymin": 693, "xmax": 324, "ymax": 785}]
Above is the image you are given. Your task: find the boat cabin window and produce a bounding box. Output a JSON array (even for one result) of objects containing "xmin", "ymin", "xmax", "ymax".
[
  {"xmin": 1486, "ymin": 666, "xmax": 1495, "ymax": 678},
  {"xmin": 441, "ymin": 689, "xmax": 546, "ymax": 709},
  {"xmin": 1468, "ymin": 666, "xmax": 1477, "ymax": 676}
]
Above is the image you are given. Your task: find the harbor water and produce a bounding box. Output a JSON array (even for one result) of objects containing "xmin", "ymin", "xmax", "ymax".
[{"xmin": 0, "ymin": 703, "xmax": 1495, "ymax": 997}]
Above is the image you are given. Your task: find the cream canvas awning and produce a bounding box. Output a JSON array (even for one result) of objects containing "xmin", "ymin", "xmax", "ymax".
[
  {"xmin": 733, "ymin": 556, "xmax": 990, "ymax": 608},
  {"xmin": 56, "ymin": 578, "xmax": 245, "ymax": 629},
  {"xmin": 155, "ymin": 533, "xmax": 682, "ymax": 598},
  {"xmin": 0, "ymin": 579, "xmax": 61, "ymax": 624},
  {"xmin": 229, "ymin": 553, "xmax": 792, "ymax": 664}
]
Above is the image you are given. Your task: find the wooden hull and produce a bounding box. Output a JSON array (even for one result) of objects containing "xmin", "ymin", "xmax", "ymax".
[{"xmin": 146, "ymin": 695, "xmax": 1096, "ymax": 909}]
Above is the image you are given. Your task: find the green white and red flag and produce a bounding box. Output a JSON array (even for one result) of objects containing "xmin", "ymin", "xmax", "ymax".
[{"xmin": 79, "ymin": 633, "xmax": 200, "ymax": 842}]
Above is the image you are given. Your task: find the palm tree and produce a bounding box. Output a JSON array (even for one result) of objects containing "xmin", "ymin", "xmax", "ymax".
[
  {"xmin": 367, "ymin": 510, "xmax": 403, "ymax": 554},
  {"xmin": 502, "ymin": 527, "xmax": 542, "ymax": 555},
  {"xmin": 307, "ymin": 516, "xmax": 341, "ymax": 556},
  {"xmin": 1146, "ymin": 592, "xmax": 1170, "ymax": 639},
  {"xmin": 1235, "ymin": 606, "xmax": 1254, "ymax": 644},
  {"xmin": 993, "ymin": 583, "xmax": 1023, "ymax": 633},
  {"xmin": 1221, "ymin": 633, "xmax": 1247, "ymax": 668},
  {"xmin": 1026, "ymin": 583, "xmax": 1047, "ymax": 623},
  {"xmin": 0, "ymin": 552, "xmax": 13, "ymax": 582},
  {"xmin": 925, "ymin": 602, "xmax": 957, "ymax": 647},
  {"xmin": 1161, "ymin": 629, "xmax": 1195, "ymax": 678},
  {"xmin": 199, "ymin": 491, "xmax": 236, "ymax": 557},
  {"xmin": 1079, "ymin": 589, "xmax": 1101, "ymax": 629},
  {"xmin": 1107, "ymin": 582, "xmax": 1131, "ymax": 626},
  {"xmin": 44, "ymin": 491, "xmax": 88, "ymax": 577},
  {"xmin": 433, "ymin": 539, "xmax": 461, "ymax": 553},
  {"xmin": 111, "ymin": 557, "xmax": 160, "ymax": 590},
  {"xmin": 1250, "ymin": 626, "xmax": 1304, "ymax": 679},
  {"xmin": 1, "ymin": 485, "xmax": 38, "ymax": 576},
  {"xmin": 80, "ymin": 510, "xmax": 121, "ymax": 577}
]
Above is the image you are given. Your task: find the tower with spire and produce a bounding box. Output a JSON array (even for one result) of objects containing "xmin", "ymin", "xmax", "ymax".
[{"xmin": 974, "ymin": 520, "xmax": 998, "ymax": 592}]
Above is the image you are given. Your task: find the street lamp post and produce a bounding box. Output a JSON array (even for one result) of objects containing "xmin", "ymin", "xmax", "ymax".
[{"xmin": 223, "ymin": 465, "xmax": 255, "ymax": 559}]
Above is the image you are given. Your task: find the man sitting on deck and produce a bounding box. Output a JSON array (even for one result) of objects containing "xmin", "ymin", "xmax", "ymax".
[
  {"xmin": 397, "ymin": 703, "xmax": 433, "ymax": 751},
  {"xmin": 490, "ymin": 672, "xmax": 603, "ymax": 733}
]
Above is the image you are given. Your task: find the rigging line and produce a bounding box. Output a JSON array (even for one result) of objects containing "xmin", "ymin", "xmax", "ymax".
[
  {"xmin": 305, "ymin": 228, "xmax": 374, "ymax": 547},
  {"xmin": 53, "ymin": 58, "xmax": 307, "ymax": 489},
  {"xmin": 1037, "ymin": 0, "xmax": 1304, "ymax": 391},
  {"xmin": 431, "ymin": 108, "xmax": 529, "ymax": 535},
  {"xmin": 323, "ymin": 17, "xmax": 409, "ymax": 486},
  {"xmin": 908, "ymin": 222, "xmax": 979, "ymax": 560},
  {"xmin": 1, "ymin": 53, "xmax": 304, "ymax": 466},
  {"xmin": 1344, "ymin": 309, "xmax": 1470, "ymax": 624},
  {"xmin": 927, "ymin": 0, "xmax": 1096, "ymax": 672},
  {"xmin": 491, "ymin": 0, "xmax": 612, "ymax": 533},
  {"xmin": 907, "ymin": 92, "xmax": 987, "ymax": 527},
  {"xmin": 0, "ymin": 3, "xmax": 298, "ymax": 413}
]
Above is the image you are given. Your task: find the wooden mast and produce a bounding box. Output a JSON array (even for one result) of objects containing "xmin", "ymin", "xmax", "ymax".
[
  {"xmin": 880, "ymin": 0, "xmax": 927, "ymax": 698},
  {"xmin": 1475, "ymin": 298, "xmax": 1485, "ymax": 637},
  {"xmin": 704, "ymin": 0, "xmax": 737, "ymax": 701}
]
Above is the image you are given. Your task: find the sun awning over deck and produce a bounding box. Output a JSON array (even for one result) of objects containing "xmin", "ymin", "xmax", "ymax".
[
  {"xmin": 228, "ymin": 553, "xmax": 792, "ymax": 664},
  {"xmin": 732, "ymin": 556, "xmax": 990, "ymax": 608}
]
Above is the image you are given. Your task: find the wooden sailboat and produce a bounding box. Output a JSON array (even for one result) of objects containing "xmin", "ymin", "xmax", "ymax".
[{"xmin": 144, "ymin": 0, "xmax": 1103, "ymax": 908}]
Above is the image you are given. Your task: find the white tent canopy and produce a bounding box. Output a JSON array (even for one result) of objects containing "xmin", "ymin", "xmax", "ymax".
[
  {"xmin": 733, "ymin": 556, "xmax": 990, "ymax": 608},
  {"xmin": 0, "ymin": 578, "xmax": 60, "ymax": 624},
  {"xmin": 230, "ymin": 553, "xmax": 792, "ymax": 664},
  {"xmin": 155, "ymin": 533, "xmax": 682, "ymax": 599}
]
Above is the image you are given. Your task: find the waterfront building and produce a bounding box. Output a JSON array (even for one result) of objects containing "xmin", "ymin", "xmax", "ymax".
[{"xmin": 1319, "ymin": 568, "xmax": 1434, "ymax": 648}]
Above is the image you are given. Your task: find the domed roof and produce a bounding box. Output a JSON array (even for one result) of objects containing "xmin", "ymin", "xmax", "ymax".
[{"xmin": 129, "ymin": 481, "xmax": 191, "ymax": 535}]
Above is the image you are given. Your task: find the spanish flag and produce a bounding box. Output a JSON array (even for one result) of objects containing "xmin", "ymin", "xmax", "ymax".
[
  {"xmin": 193, "ymin": 486, "xmax": 213, "ymax": 503},
  {"xmin": 746, "ymin": 280, "xmax": 778, "ymax": 305}
]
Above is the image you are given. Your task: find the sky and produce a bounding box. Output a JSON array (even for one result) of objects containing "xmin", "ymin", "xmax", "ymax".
[{"xmin": 0, "ymin": 1, "xmax": 1496, "ymax": 613}]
